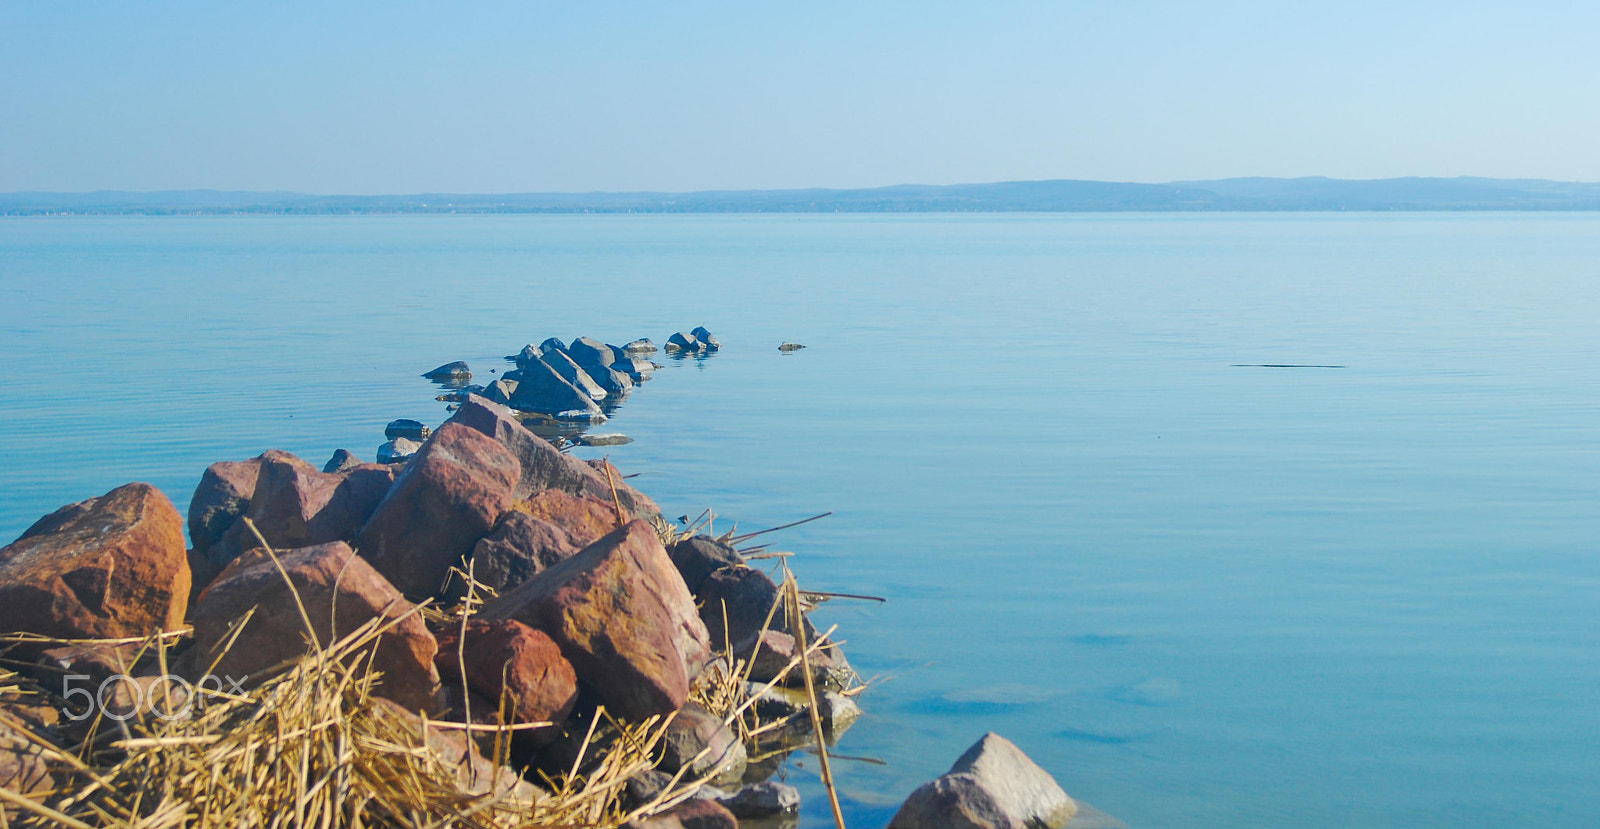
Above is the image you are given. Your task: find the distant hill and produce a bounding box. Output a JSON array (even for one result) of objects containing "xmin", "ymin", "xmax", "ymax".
[{"xmin": 5, "ymin": 177, "xmax": 1600, "ymax": 215}]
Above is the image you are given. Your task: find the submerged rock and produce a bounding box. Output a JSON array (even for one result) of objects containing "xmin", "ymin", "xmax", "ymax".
[
  {"xmin": 664, "ymin": 331, "xmax": 705, "ymax": 354},
  {"xmin": 690, "ymin": 326, "xmax": 721, "ymax": 350},
  {"xmin": 623, "ymin": 338, "xmax": 657, "ymax": 355},
  {"xmin": 376, "ymin": 437, "xmax": 422, "ymax": 464},
  {"xmin": 384, "ymin": 418, "xmax": 432, "ymax": 442},
  {"xmin": 509, "ymin": 358, "xmax": 604, "ymax": 417},
  {"xmin": 574, "ymin": 433, "xmax": 632, "ymax": 447},
  {"xmin": 422, "ymin": 361, "xmax": 472, "ymax": 380},
  {"xmin": 0, "ymin": 482, "xmax": 190, "ymax": 642},
  {"xmin": 778, "ymin": 342, "xmax": 806, "ymax": 352},
  {"xmin": 888, "ymin": 732, "xmax": 1077, "ymax": 829}
]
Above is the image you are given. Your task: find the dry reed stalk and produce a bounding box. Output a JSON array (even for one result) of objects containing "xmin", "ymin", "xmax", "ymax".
[{"xmin": 784, "ymin": 562, "xmax": 846, "ymax": 829}]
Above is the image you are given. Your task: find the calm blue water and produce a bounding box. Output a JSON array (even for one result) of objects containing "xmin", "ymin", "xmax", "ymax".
[{"xmin": 2, "ymin": 213, "xmax": 1597, "ymax": 827}]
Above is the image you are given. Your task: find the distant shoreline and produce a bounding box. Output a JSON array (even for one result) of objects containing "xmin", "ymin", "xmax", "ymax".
[{"xmin": 7, "ymin": 176, "xmax": 1600, "ymax": 215}]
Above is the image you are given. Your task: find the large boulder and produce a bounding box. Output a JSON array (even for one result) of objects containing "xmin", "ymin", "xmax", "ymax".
[
  {"xmin": 447, "ymin": 395, "xmax": 659, "ymax": 516},
  {"xmin": 478, "ymin": 520, "xmax": 710, "ymax": 720},
  {"xmin": 449, "ymin": 510, "xmax": 581, "ymax": 598},
  {"xmin": 888, "ymin": 733, "xmax": 1078, "ymax": 829},
  {"xmin": 517, "ymin": 489, "xmax": 620, "ymax": 546},
  {"xmin": 566, "ymin": 337, "xmax": 617, "ymax": 370},
  {"xmin": 188, "ymin": 455, "xmax": 268, "ymax": 552},
  {"xmin": 668, "ymin": 535, "xmax": 743, "ymax": 594},
  {"xmin": 433, "ymin": 619, "xmax": 577, "ymax": 744},
  {"xmin": 187, "ymin": 541, "xmax": 441, "ymax": 712},
  {"xmin": 508, "ymin": 357, "xmax": 604, "ymax": 418},
  {"xmin": 205, "ymin": 454, "xmax": 396, "ymax": 568},
  {"xmin": 584, "ymin": 459, "xmax": 660, "ymax": 518},
  {"xmin": 357, "ymin": 423, "xmax": 519, "ymax": 598},
  {"xmin": 0, "ymin": 483, "xmax": 189, "ymax": 642},
  {"xmin": 541, "ymin": 350, "xmax": 608, "ymax": 400}
]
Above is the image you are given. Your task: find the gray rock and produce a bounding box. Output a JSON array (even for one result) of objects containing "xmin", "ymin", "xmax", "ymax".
[
  {"xmin": 659, "ymin": 702, "xmax": 746, "ymax": 784},
  {"xmin": 422, "ymin": 361, "xmax": 472, "ymax": 380},
  {"xmin": 554, "ymin": 409, "xmax": 608, "ymax": 424},
  {"xmin": 818, "ymin": 689, "xmax": 861, "ymax": 732},
  {"xmin": 668, "ymin": 535, "xmax": 743, "ymax": 594},
  {"xmin": 665, "ymin": 332, "xmax": 704, "ymax": 354},
  {"xmin": 574, "ymin": 433, "xmax": 632, "ymax": 447},
  {"xmin": 690, "ymin": 326, "xmax": 721, "ymax": 350},
  {"xmin": 435, "ymin": 385, "xmax": 485, "ymax": 403},
  {"xmin": 509, "ymin": 358, "xmax": 604, "ymax": 417},
  {"xmin": 483, "ymin": 378, "xmax": 518, "ymax": 405},
  {"xmin": 539, "ymin": 337, "xmax": 569, "ymax": 357},
  {"xmin": 385, "ymin": 418, "xmax": 432, "ymax": 442},
  {"xmin": 541, "ymin": 350, "xmax": 608, "ymax": 400},
  {"xmin": 610, "ymin": 355, "xmax": 658, "ymax": 381},
  {"xmin": 587, "ymin": 362, "xmax": 635, "ymax": 396},
  {"xmin": 778, "ymin": 342, "xmax": 806, "ymax": 352},
  {"xmin": 888, "ymin": 733, "xmax": 1077, "ymax": 829},
  {"xmin": 714, "ymin": 781, "xmax": 800, "ymax": 817},
  {"xmin": 623, "ymin": 338, "xmax": 657, "ymax": 355},
  {"xmin": 376, "ymin": 437, "xmax": 422, "ymax": 464},
  {"xmin": 567, "ymin": 336, "xmax": 617, "ymax": 369},
  {"xmin": 515, "ymin": 344, "xmax": 543, "ymax": 368},
  {"xmin": 322, "ymin": 449, "xmax": 363, "ymax": 474}
]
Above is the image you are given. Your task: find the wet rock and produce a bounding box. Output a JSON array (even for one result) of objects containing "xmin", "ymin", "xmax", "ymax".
[
  {"xmin": 517, "ymin": 489, "xmax": 620, "ymax": 546},
  {"xmin": 447, "ymin": 395, "xmax": 659, "ymax": 516},
  {"xmin": 668, "ymin": 535, "xmax": 743, "ymax": 594},
  {"xmin": 509, "ymin": 358, "xmax": 604, "ymax": 418},
  {"xmin": 541, "ymin": 350, "xmax": 608, "ymax": 400},
  {"xmin": 478, "ymin": 520, "xmax": 711, "ymax": 720},
  {"xmin": 690, "ymin": 327, "xmax": 721, "ymax": 350},
  {"xmin": 630, "ymin": 799, "xmax": 739, "ymax": 829},
  {"xmin": 623, "ymin": 338, "xmax": 657, "ymax": 355},
  {"xmin": 0, "ymin": 482, "xmax": 190, "ymax": 642},
  {"xmin": 818, "ymin": 689, "xmax": 862, "ymax": 732},
  {"xmin": 384, "ymin": 418, "xmax": 432, "ymax": 442},
  {"xmin": 659, "ymin": 701, "xmax": 745, "ymax": 783},
  {"xmin": 357, "ymin": 423, "xmax": 519, "ymax": 598},
  {"xmin": 483, "ymin": 378, "xmax": 519, "ymax": 405},
  {"xmin": 376, "ymin": 437, "xmax": 422, "ymax": 464},
  {"xmin": 664, "ymin": 332, "xmax": 705, "ymax": 354},
  {"xmin": 0, "ymin": 717, "xmax": 55, "ymax": 805},
  {"xmin": 188, "ymin": 541, "xmax": 440, "ymax": 712},
  {"xmin": 449, "ymin": 509, "xmax": 581, "ymax": 598},
  {"xmin": 574, "ymin": 433, "xmax": 633, "ymax": 447},
  {"xmin": 435, "ymin": 385, "xmax": 485, "ymax": 403},
  {"xmin": 888, "ymin": 732, "xmax": 1077, "ymax": 829},
  {"xmin": 322, "ymin": 448, "xmax": 363, "ymax": 474},
  {"xmin": 778, "ymin": 342, "xmax": 806, "ymax": 352},
  {"xmin": 188, "ymin": 456, "xmax": 266, "ymax": 553},
  {"xmin": 610, "ymin": 356, "xmax": 658, "ymax": 381},
  {"xmin": 567, "ymin": 337, "xmax": 618, "ymax": 370},
  {"xmin": 715, "ymin": 781, "xmax": 800, "ymax": 817},
  {"xmin": 422, "ymin": 361, "xmax": 472, "ymax": 380},
  {"xmin": 433, "ymin": 619, "xmax": 577, "ymax": 745},
  {"xmin": 206, "ymin": 454, "xmax": 396, "ymax": 566}
]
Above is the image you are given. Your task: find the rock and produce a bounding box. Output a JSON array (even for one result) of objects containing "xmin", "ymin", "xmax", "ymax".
[
  {"xmin": 630, "ymin": 800, "xmax": 739, "ymax": 829},
  {"xmin": 668, "ymin": 535, "xmax": 743, "ymax": 594},
  {"xmin": 583, "ymin": 459, "xmax": 661, "ymax": 518},
  {"xmin": 610, "ymin": 356, "xmax": 657, "ymax": 381},
  {"xmin": 357, "ymin": 423, "xmax": 519, "ymax": 598},
  {"xmin": 447, "ymin": 395, "xmax": 659, "ymax": 516},
  {"xmin": 623, "ymin": 338, "xmax": 657, "ymax": 355},
  {"xmin": 715, "ymin": 781, "xmax": 800, "ymax": 817},
  {"xmin": 540, "ymin": 350, "xmax": 608, "ymax": 400},
  {"xmin": 478, "ymin": 520, "xmax": 711, "ymax": 720},
  {"xmin": 188, "ymin": 456, "xmax": 265, "ymax": 553},
  {"xmin": 369, "ymin": 697, "xmax": 538, "ymax": 803},
  {"xmin": 586, "ymin": 362, "xmax": 635, "ymax": 396},
  {"xmin": 736, "ymin": 629, "xmax": 838, "ymax": 685},
  {"xmin": 36, "ymin": 643, "xmax": 138, "ymax": 687},
  {"xmin": 818, "ymin": 689, "xmax": 862, "ymax": 732},
  {"xmin": 567, "ymin": 337, "xmax": 617, "ymax": 370},
  {"xmin": 517, "ymin": 489, "xmax": 620, "ymax": 546},
  {"xmin": 422, "ymin": 361, "xmax": 472, "ymax": 380},
  {"xmin": 433, "ymin": 619, "xmax": 577, "ymax": 744},
  {"xmin": 376, "ymin": 437, "xmax": 422, "ymax": 464},
  {"xmin": 574, "ymin": 433, "xmax": 633, "ymax": 447},
  {"xmin": 0, "ymin": 717, "xmax": 55, "ymax": 805},
  {"xmin": 664, "ymin": 332, "xmax": 704, "ymax": 354},
  {"xmin": 0, "ymin": 483, "xmax": 189, "ymax": 642},
  {"xmin": 696, "ymin": 566, "xmax": 815, "ymax": 653},
  {"xmin": 538, "ymin": 337, "xmax": 569, "ymax": 358},
  {"xmin": 187, "ymin": 541, "xmax": 440, "ymax": 712},
  {"xmin": 205, "ymin": 455, "xmax": 396, "ymax": 567},
  {"xmin": 690, "ymin": 327, "xmax": 721, "ymax": 350},
  {"xmin": 622, "ymin": 768, "xmax": 675, "ymax": 810},
  {"xmin": 384, "ymin": 418, "xmax": 432, "ymax": 442},
  {"xmin": 435, "ymin": 385, "xmax": 485, "ymax": 403},
  {"xmin": 514, "ymin": 344, "xmax": 542, "ymax": 368},
  {"xmin": 658, "ymin": 701, "xmax": 745, "ymax": 783},
  {"xmin": 322, "ymin": 448, "xmax": 363, "ymax": 474},
  {"xmin": 509, "ymin": 357, "xmax": 604, "ymax": 417},
  {"xmin": 778, "ymin": 342, "xmax": 806, "ymax": 352},
  {"xmin": 555, "ymin": 409, "xmax": 609, "ymax": 424},
  {"xmin": 449, "ymin": 510, "xmax": 581, "ymax": 598},
  {"xmin": 888, "ymin": 733, "xmax": 1077, "ymax": 829},
  {"xmin": 483, "ymin": 378, "xmax": 518, "ymax": 405}
]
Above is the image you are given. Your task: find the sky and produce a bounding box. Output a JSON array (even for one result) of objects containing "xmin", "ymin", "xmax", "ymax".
[{"xmin": 3, "ymin": 1, "xmax": 1598, "ymax": 193}]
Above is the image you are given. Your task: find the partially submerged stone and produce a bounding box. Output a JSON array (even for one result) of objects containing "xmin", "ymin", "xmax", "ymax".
[
  {"xmin": 574, "ymin": 433, "xmax": 633, "ymax": 447},
  {"xmin": 478, "ymin": 520, "xmax": 710, "ymax": 720},
  {"xmin": 384, "ymin": 418, "xmax": 432, "ymax": 442},
  {"xmin": 541, "ymin": 350, "xmax": 608, "ymax": 401},
  {"xmin": 482, "ymin": 377, "xmax": 519, "ymax": 405},
  {"xmin": 664, "ymin": 331, "xmax": 705, "ymax": 354},
  {"xmin": 376, "ymin": 437, "xmax": 422, "ymax": 464},
  {"xmin": 690, "ymin": 326, "xmax": 721, "ymax": 350},
  {"xmin": 422, "ymin": 361, "xmax": 472, "ymax": 380},
  {"xmin": 778, "ymin": 342, "xmax": 806, "ymax": 352},
  {"xmin": 714, "ymin": 781, "xmax": 800, "ymax": 817},
  {"xmin": 567, "ymin": 337, "xmax": 618, "ymax": 371},
  {"xmin": 188, "ymin": 541, "xmax": 441, "ymax": 712},
  {"xmin": 0, "ymin": 482, "xmax": 190, "ymax": 642},
  {"xmin": 358, "ymin": 423, "xmax": 519, "ymax": 598},
  {"xmin": 888, "ymin": 732, "xmax": 1077, "ymax": 829},
  {"xmin": 509, "ymin": 357, "xmax": 604, "ymax": 417},
  {"xmin": 623, "ymin": 338, "xmax": 657, "ymax": 355}
]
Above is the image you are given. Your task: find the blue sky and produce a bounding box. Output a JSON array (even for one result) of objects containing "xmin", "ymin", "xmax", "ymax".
[{"xmin": 2, "ymin": 1, "xmax": 1597, "ymax": 193}]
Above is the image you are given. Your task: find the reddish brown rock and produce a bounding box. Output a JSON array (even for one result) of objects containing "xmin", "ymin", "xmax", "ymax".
[
  {"xmin": 585, "ymin": 458, "xmax": 661, "ymax": 518},
  {"xmin": 479, "ymin": 520, "xmax": 710, "ymax": 720},
  {"xmin": 433, "ymin": 619, "xmax": 577, "ymax": 744},
  {"xmin": 736, "ymin": 628, "xmax": 837, "ymax": 685},
  {"xmin": 207, "ymin": 455, "xmax": 396, "ymax": 567},
  {"xmin": 356, "ymin": 423, "xmax": 519, "ymax": 597},
  {"xmin": 449, "ymin": 510, "xmax": 581, "ymax": 599},
  {"xmin": 0, "ymin": 483, "xmax": 190, "ymax": 642},
  {"xmin": 629, "ymin": 799, "xmax": 739, "ymax": 829},
  {"xmin": 187, "ymin": 455, "xmax": 270, "ymax": 553},
  {"xmin": 517, "ymin": 489, "xmax": 621, "ymax": 546},
  {"xmin": 696, "ymin": 566, "xmax": 812, "ymax": 649},
  {"xmin": 187, "ymin": 541, "xmax": 440, "ymax": 712},
  {"xmin": 446, "ymin": 395, "xmax": 658, "ymax": 517}
]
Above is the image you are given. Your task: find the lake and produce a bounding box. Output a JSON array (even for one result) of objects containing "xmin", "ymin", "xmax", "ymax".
[{"xmin": 1, "ymin": 212, "xmax": 1596, "ymax": 827}]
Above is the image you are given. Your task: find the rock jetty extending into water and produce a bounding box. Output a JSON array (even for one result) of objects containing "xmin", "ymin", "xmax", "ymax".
[{"xmin": 0, "ymin": 342, "xmax": 1103, "ymax": 826}]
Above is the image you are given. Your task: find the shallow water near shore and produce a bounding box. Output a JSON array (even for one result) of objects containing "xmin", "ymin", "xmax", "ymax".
[{"xmin": 2, "ymin": 212, "xmax": 1598, "ymax": 827}]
